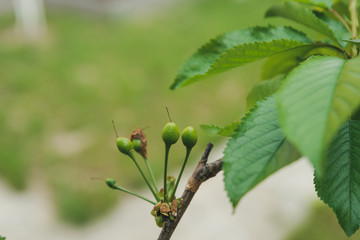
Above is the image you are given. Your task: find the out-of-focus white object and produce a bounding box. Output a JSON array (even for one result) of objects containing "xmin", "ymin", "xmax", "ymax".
[{"xmin": 12, "ymin": 0, "xmax": 46, "ymax": 40}]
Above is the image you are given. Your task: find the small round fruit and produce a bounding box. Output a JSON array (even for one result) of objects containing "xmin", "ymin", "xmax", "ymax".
[
  {"xmin": 116, "ymin": 137, "xmax": 133, "ymax": 155},
  {"xmin": 132, "ymin": 138, "xmax": 142, "ymax": 153},
  {"xmin": 181, "ymin": 126, "xmax": 197, "ymax": 148},
  {"xmin": 161, "ymin": 122, "xmax": 180, "ymax": 145}
]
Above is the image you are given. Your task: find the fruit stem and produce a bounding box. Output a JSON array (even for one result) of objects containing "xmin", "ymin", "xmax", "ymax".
[
  {"xmin": 111, "ymin": 183, "xmax": 156, "ymax": 205},
  {"xmin": 128, "ymin": 152, "xmax": 160, "ymax": 201},
  {"xmin": 143, "ymin": 156, "xmax": 159, "ymax": 194},
  {"xmin": 170, "ymin": 147, "xmax": 192, "ymax": 202},
  {"xmin": 163, "ymin": 144, "xmax": 171, "ymax": 202}
]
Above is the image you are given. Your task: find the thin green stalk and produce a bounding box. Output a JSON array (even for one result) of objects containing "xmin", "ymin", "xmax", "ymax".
[
  {"xmin": 330, "ymin": 8, "xmax": 352, "ymax": 33},
  {"xmin": 350, "ymin": 0, "xmax": 359, "ymax": 39},
  {"xmin": 163, "ymin": 144, "xmax": 171, "ymax": 203},
  {"xmin": 349, "ymin": 0, "xmax": 359, "ymax": 56},
  {"xmin": 112, "ymin": 184, "xmax": 157, "ymax": 205},
  {"xmin": 128, "ymin": 152, "xmax": 160, "ymax": 202},
  {"xmin": 170, "ymin": 147, "xmax": 192, "ymax": 202},
  {"xmin": 143, "ymin": 156, "xmax": 159, "ymax": 194}
]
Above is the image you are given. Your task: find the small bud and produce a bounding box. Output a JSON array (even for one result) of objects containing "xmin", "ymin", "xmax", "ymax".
[
  {"xmin": 155, "ymin": 215, "xmax": 164, "ymax": 227},
  {"xmin": 151, "ymin": 209, "xmax": 157, "ymax": 217},
  {"xmin": 105, "ymin": 178, "xmax": 116, "ymax": 189},
  {"xmin": 166, "ymin": 176, "xmax": 176, "ymax": 200},
  {"xmin": 116, "ymin": 137, "xmax": 133, "ymax": 155},
  {"xmin": 181, "ymin": 126, "xmax": 197, "ymax": 149},
  {"xmin": 177, "ymin": 198, "xmax": 184, "ymax": 209}
]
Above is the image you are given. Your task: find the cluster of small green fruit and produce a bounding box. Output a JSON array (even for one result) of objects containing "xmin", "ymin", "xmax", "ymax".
[{"xmin": 106, "ymin": 119, "xmax": 197, "ymax": 227}]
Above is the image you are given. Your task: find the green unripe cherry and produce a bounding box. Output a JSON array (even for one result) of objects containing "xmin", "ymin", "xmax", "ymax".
[
  {"xmin": 181, "ymin": 126, "xmax": 197, "ymax": 148},
  {"xmin": 116, "ymin": 137, "xmax": 133, "ymax": 155},
  {"xmin": 161, "ymin": 122, "xmax": 180, "ymax": 145},
  {"xmin": 132, "ymin": 138, "xmax": 141, "ymax": 153}
]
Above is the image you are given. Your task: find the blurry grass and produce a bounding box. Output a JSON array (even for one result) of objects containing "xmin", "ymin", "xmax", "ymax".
[
  {"xmin": 286, "ymin": 202, "xmax": 360, "ymax": 240},
  {"xmin": 0, "ymin": 0, "xmax": 282, "ymax": 224}
]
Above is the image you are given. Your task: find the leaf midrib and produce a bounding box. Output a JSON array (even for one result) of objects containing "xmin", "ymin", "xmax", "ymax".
[
  {"xmin": 323, "ymin": 59, "xmax": 346, "ymax": 149},
  {"xmin": 254, "ymin": 137, "xmax": 286, "ymax": 184}
]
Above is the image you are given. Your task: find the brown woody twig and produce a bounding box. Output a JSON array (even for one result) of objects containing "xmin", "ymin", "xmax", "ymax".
[{"xmin": 157, "ymin": 143, "xmax": 223, "ymax": 240}]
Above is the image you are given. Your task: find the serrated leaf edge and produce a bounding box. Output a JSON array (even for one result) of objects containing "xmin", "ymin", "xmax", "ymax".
[
  {"xmin": 314, "ymin": 120, "xmax": 360, "ymax": 236},
  {"xmin": 223, "ymin": 95, "xmax": 280, "ymax": 208},
  {"xmin": 265, "ymin": 1, "xmax": 340, "ymax": 46},
  {"xmin": 171, "ymin": 25, "xmax": 311, "ymax": 90}
]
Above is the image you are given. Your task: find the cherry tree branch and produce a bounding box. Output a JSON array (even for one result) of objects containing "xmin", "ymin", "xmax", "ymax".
[{"xmin": 157, "ymin": 143, "xmax": 223, "ymax": 240}]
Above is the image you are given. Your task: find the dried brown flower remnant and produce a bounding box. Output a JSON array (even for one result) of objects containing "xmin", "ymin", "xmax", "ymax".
[
  {"xmin": 151, "ymin": 202, "xmax": 161, "ymax": 217},
  {"xmin": 170, "ymin": 198, "xmax": 178, "ymax": 217},
  {"xmin": 130, "ymin": 128, "xmax": 148, "ymax": 158},
  {"xmin": 154, "ymin": 202, "xmax": 161, "ymax": 212},
  {"xmin": 160, "ymin": 203, "xmax": 171, "ymax": 216}
]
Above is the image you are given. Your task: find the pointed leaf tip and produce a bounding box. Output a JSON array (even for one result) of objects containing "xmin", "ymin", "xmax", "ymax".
[{"xmin": 224, "ymin": 95, "xmax": 300, "ymax": 208}]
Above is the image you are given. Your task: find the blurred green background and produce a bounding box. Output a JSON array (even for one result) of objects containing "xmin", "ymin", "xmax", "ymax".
[{"xmin": 0, "ymin": 0, "xmax": 358, "ymax": 238}]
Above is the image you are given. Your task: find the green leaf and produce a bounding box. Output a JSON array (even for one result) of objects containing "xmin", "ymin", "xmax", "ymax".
[
  {"xmin": 170, "ymin": 25, "xmax": 311, "ymax": 89},
  {"xmin": 314, "ymin": 119, "xmax": 360, "ymax": 236},
  {"xmin": 344, "ymin": 39, "xmax": 360, "ymax": 45},
  {"xmin": 353, "ymin": 108, "xmax": 360, "ymax": 120},
  {"xmin": 294, "ymin": 0, "xmax": 333, "ymax": 8},
  {"xmin": 314, "ymin": 11, "xmax": 352, "ymax": 48},
  {"xmin": 326, "ymin": 21, "xmax": 350, "ymax": 46},
  {"xmin": 265, "ymin": 2, "xmax": 340, "ymax": 46},
  {"xmin": 0, "ymin": 236, "xmax": 5, "ymax": 240},
  {"xmin": 223, "ymin": 95, "xmax": 301, "ymax": 208},
  {"xmin": 200, "ymin": 121, "xmax": 241, "ymax": 137},
  {"xmin": 277, "ymin": 55, "xmax": 360, "ymax": 173},
  {"xmin": 261, "ymin": 45, "xmax": 314, "ymax": 80},
  {"xmin": 200, "ymin": 124, "xmax": 221, "ymax": 136},
  {"xmin": 262, "ymin": 44, "xmax": 346, "ymax": 80},
  {"xmin": 246, "ymin": 75, "xmax": 284, "ymax": 110},
  {"xmin": 208, "ymin": 39, "xmax": 308, "ymax": 74},
  {"xmin": 332, "ymin": 1, "xmax": 350, "ymax": 18}
]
